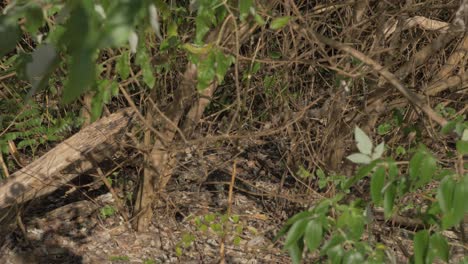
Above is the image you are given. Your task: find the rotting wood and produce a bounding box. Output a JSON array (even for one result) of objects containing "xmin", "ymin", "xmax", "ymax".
[{"xmin": 0, "ymin": 108, "xmax": 136, "ymax": 210}]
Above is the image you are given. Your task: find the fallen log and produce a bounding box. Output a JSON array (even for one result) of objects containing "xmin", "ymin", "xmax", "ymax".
[{"xmin": 0, "ymin": 108, "xmax": 136, "ymax": 210}]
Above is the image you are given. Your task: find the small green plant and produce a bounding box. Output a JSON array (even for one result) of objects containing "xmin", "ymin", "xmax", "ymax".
[
  {"xmin": 100, "ymin": 205, "xmax": 117, "ymax": 219},
  {"xmin": 175, "ymin": 213, "xmax": 247, "ymax": 257},
  {"xmin": 142, "ymin": 258, "xmax": 156, "ymax": 264},
  {"xmin": 376, "ymin": 108, "xmax": 405, "ymax": 135},
  {"xmin": 277, "ymin": 126, "xmax": 468, "ymax": 263},
  {"xmin": 297, "ymin": 166, "xmax": 348, "ymax": 192},
  {"xmin": 109, "ymin": 255, "xmax": 130, "ymax": 262}
]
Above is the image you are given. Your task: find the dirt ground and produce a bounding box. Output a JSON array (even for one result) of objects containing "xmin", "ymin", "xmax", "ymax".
[{"xmin": 0, "ymin": 150, "xmax": 466, "ymax": 264}]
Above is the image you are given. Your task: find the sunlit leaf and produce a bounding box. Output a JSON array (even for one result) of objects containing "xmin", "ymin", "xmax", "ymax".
[
  {"xmin": 456, "ymin": 140, "xmax": 468, "ymax": 155},
  {"xmin": 462, "ymin": 129, "xmax": 468, "ymax": 141},
  {"xmin": 270, "ymin": 16, "xmax": 291, "ymax": 30},
  {"xmin": 149, "ymin": 4, "xmax": 162, "ymax": 41},
  {"xmin": 346, "ymin": 153, "xmax": 371, "ymax": 164},
  {"xmin": 182, "ymin": 43, "xmax": 213, "ymax": 55},
  {"xmin": 354, "ymin": 126, "xmax": 373, "ymax": 155},
  {"xmin": 254, "ymin": 14, "xmax": 266, "ymax": 26},
  {"xmin": 128, "ymin": 30, "xmax": 138, "ymax": 53},
  {"xmin": 372, "ymin": 142, "xmax": 385, "ymax": 160}
]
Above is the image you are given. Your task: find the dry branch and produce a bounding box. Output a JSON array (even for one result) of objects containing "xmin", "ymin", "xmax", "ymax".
[
  {"xmin": 132, "ymin": 13, "xmax": 260, "ymax": 230},
  {"xmin": 0, "ymin": 108, "xmax": 136, "ymax": 210},
  {"xmin": 299, "ymin": 27, "xmax": 448, "ymax": 127}
]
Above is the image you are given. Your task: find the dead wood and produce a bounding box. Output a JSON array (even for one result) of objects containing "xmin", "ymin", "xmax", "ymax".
[{"xmin": 0, "ymin": 108, "xmax": 136, "ymax": 210}]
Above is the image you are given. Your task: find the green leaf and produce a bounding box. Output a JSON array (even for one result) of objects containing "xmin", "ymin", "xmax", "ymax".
[
  {"xmin": 441, "ymin": 120, "xmax": 457, "ymax": 134},
  {"xmin": 396, "ymin": 146, "xmax": 406, "ymax": 156},
  {"xmin": 343, "ymin": 250, "xmax": 364, "ymax": 264},
  {"xmin": 233, "ymin": 236, "xmax": 241, "ymax": 246},
  {"xmin": 63, "ymin": 49, "xmax": 96, "ymax": 103},
  {"xmin": 418, "ymin": 154, "xmax": 437, "ymax": 187},
  {"xmin": 304, "ymin": 220, "xmax": 322, "ymax": 252},
  {"xmin": 346, "ymin": 153, "xmax": 371, "ymax": 164},
  {"xmin": 387, "ymin": 159, "xmax": 399, "ymax": 181},
  {"xmin": 456, "ymin": 140, "xmax": 468, "ymax": 155},
  {"xmin": 442, "ymin": 178, "xmax": 467, "ymax": 229},
  {"xmin": 327, "ymin": 245, "xmax": 344, "ymax": 264},
  {"xmin": 270, "ymin": 16, "xmax": 291, "ymax": 30},
  {"xmin": 142, "ymin": 64, "xmax": 155, "ymax": 88},
  {"xmin": 287, "ymin": 241, "xmax": 303, "ymax": 264},
  {"xmin": 25, "ymin": 44, "xmax": 58, "ymax": 95},
  {"xmin": 116, "ymin": 50, "xmax": 130, "ymax": 79},
  {"xmin": 195, "ymin": 8, "xmax": 215, "ymax": 43},
  {"xmin": 354, "ymin": 126, "xmax": 373, "ymax": 155},
  {"xmin": 100, "ymin": 205, "xmax": 117, "ymax": 218},
  {"xmin": 24, "ymin": 5, "xmax": 44, "ymax": 35},
  {"xmin": 372, "ymin": 142, "xmax": 385, "ymax": 160},
  {"xmin": 462, "ymin": 129, "xmax": 468, "ymax": 141},
  {"xmin": 239, "ymin": 0, "xmax": 253, "ymax": 21},
  {"xmin": 214, "ymin": 50, "xmax": 234, "ymax": 83},
  {"xmin": 409, "ymin": 148, "xmax": 436, "ymax": 188},
  {"xmin": 428, "ymin": 233, "xmax": 449, "ymax": 262},
  {"xmin": 344, "ymin": 160, "xmax": 380, "ymax": 189},
  {"xmin": 286, "ymin": 210, "xmax": 314, "ymax": 226},
  {"xmin": 337, "ymin": 207, "xmax": 366, "ymax": 240},
  {"xmin": 321, "ymin": 234, "xmax": 344, "ymax": 254},
  {"xmin": 197, "ymin": 51, "xmax": 216, "ymax": 90},
  {"xmin": 383, "ymin": 182, "xmax": 396, "ymax": 219},
  {"xmin": 0, "ymin": 15, "xmax": 21, "ymax": 57},
  {"xmin": 437, "ymin": 176, "xmax": 456, "ymax": 214},
  {"xmin": 136, "ymin": 44, "xmax": 155, "ymax": 88},
  {"xmin": 91, "ymin": 92, "xmax": 104, "ymax": 120},
  {"xmin": 371, "ymin": 166, "xmax": 386, "ymax": 205},
  {"xmin": 377, "ymin": 123, "xmax": 392, "ymax": 135},
  {"xmin": 61, "ymin": 4, "xmax": 97, "ymax": 52},
  {"xmin": 254, "ymin": 14, "xmax": 266, "ymax": 26},
  {"xmin": 284, "ymin": 218, "xmax": 308, "ymax": 248},
  {"xmin": 413, "ymin": 230, "xmax": 429, "ymax": 264},
  {"xmin": 273, "ymin": 211, "xmax": 313, "ymax": 242},
  {"xmin": 297, "ymin": 166, "xmax": 311, "ymax": 178},
  {"xmin": 99, "ymin": 1, "xmax": 143, "ymax": 48}
]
